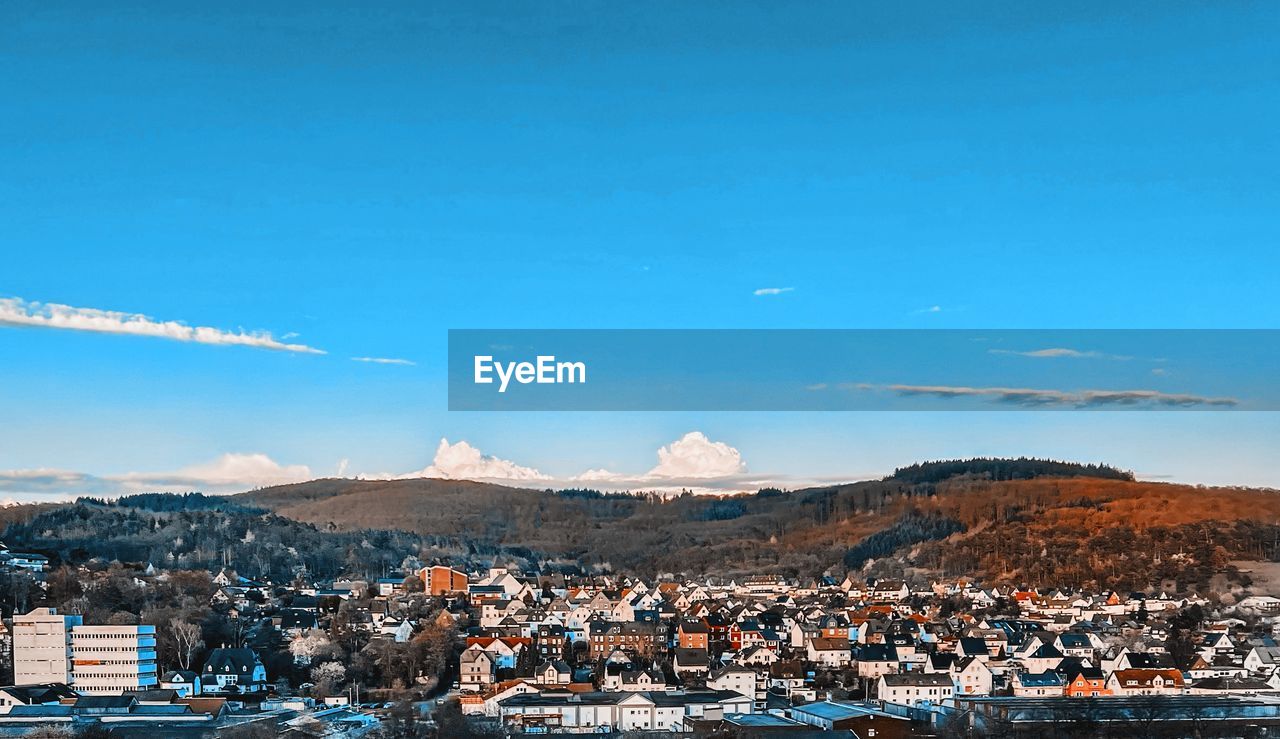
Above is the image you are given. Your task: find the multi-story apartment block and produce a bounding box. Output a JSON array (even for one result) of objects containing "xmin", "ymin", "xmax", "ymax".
[
  {"xmin": 69, "ymin": 624, "xmax": 159, "ymax": 694},
  {"xmin": 589, "ymin": 621, "xmax": 660, "ymax": 660},
  {"xmin": 12, "ymin": 608, "xmax": 81, "ymax": 685},
  {"xmin": 11, "ymin": 609, "xmax": 157, "ymax": 693},
  {"xmin": 421, "ymin": 565, "xmax": 469, "ymax": 596}
]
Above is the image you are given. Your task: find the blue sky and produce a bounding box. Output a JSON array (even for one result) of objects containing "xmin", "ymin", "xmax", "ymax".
[{"xmin": 2, "ymin": 1, "xmax": 1278, "ymax": 498}]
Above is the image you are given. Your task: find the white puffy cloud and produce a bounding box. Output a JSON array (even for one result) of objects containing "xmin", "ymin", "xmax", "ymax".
[
  {"xmin": 647, "ymin": 431, "xmax": 746, "ymax": 479},
  {"xmin": 753, "ymin": 287, "xmax": 794, "ymax": 296},
  {"xmin": 400, "ymin": 438, "xmax": 550, "ymax": 482},
  {"xmin": 560, "ymin": 431, "xmax": 753, "ymax": 493},
  {"xmin": 0, "ymin": 297, "xmax": 324, "ymax": 354},
  {"xmin": 392, "ymin": 431, "xmax": 748, "ymax": 491}
]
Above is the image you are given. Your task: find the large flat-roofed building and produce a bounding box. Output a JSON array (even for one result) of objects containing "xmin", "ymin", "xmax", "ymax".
[
  {"xmin": 421, "ymin": 565, "xmax": 469, "ymax": 595},
  {"xmin": 499, "ymin": 689, "xmax": 753, "ymax": 733},
  {"xmin": 12, "ymin": 608, "xmax": 81, "ymax": 686},
  {"xmin": 953, "ymin": 695, "xmax": 1280, "ymax": 736},
  {"xmin": 12, "ymin": 609, "xmax": 158, "ymax": 694},
  {"xmin": 70, "ymin": 624, "xmax": 159, "ymax": 694},
  {"xmin": 790, "ymin": 700, "xmax": 915, "ymax": 738}
]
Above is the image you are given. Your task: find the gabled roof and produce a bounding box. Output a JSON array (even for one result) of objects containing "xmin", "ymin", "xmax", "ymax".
[
  {"xmin": 1028, "ymin": 644, "xmax": 1065, "ymax": 659},
  {"xmin": 809, "ymin": 636, "xmax": 850, "ymax": 652},
  {"xmin": 1016, "ymin": 671, "xmax": 1065, "ymax": 688},
  {"xmin": 537, "ymin": 659, "xmax": 572, "ymax": 675},
  {"xmin": 854, "ymin": 643, "xmax": 897, "ymax": 662},
  {"xmin": 1058, "ymin": 633, "xmax": 1093, "ymax": 648},
  {"xmin": 1111, "ymin": 668, "xmax": 1185, "ymax": 687},
  {"xmin": 161, "ymin": 670, "xmax": 200, "ymax": 683},
  {"xmin": 203, "ymin": 647, "xmax": 262, "ymax": 675}
]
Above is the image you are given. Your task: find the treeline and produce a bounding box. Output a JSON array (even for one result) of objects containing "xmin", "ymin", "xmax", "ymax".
[
  {"xmin": 14, "ymin": 465, "xmax": 1246, "ymax": 588},
  {"xmin": 890, "ymin": 457, "xmax": 1133, "ymax": 485},
  {"xmin": 81, "ymin": 491, "xmax": 267, "ymax": 515},
  {"xmin": 238, "ymin": 476, "xmax": 933, "ymax": 578}
]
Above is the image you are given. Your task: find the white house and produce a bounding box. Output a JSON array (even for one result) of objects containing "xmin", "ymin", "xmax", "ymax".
[{"xmin": 877, "ymin": 673, "xmax": 954, "ymax": 706}]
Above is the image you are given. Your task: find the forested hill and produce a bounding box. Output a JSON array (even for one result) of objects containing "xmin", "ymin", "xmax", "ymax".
[
  {"xmin": 888, "ymin": 457, "xmax": 1134, "ymax": 484},
  {"xmin": 230, "ymin": 467, "xmax": 1280, "ymax": 591},
  {"xmin": 5, "ymin": 462, "xmax": 1278, "ymax": 592}
]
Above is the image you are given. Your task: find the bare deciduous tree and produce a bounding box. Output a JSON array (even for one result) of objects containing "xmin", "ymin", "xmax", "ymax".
[{"xmin": 170, "ymin": 617, "xmax": 205, "ymax": 671}]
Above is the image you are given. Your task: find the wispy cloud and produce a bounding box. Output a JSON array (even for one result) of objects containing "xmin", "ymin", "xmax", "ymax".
[
  {"xmin": 0, "ymin": 453, "xmax": 313, "ymax": 500},
  {"xmin": 866, "ymin": 383, "xmax": 1237, "ymax": 408},
  {"xmin": 0, "ymin": 297, "xmax": 324, "ymax": 354},
  {"xmin": 912, "ymin": 305, "xmax": 944, "ymax": 314},
  {"xmin": 351, "ymin": 356, "xmax": 416, "ymax": 366},
  {"xmin": 989, "ymin": 347, "xmax": 1133, "ymax": 360},
  {"xmin": 753, "ymin": 287, "xmax": 794, "ymax": 296}
]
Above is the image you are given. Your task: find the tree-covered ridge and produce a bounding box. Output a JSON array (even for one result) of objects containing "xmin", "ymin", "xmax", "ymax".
[
  {"xmin": 890, "ymin": 457, "xmax": 1134, "ymax": 484},
  {"xmin": 7, "ymin": 461, "xmax": 1277, "ymax": 593},
  {"xmin": 5, "ymin": 501, "xmax": 423, "ymax": 582},
  {"xmin": 81, "ymin": 491, "xmax": 268, "ymax": 515}
]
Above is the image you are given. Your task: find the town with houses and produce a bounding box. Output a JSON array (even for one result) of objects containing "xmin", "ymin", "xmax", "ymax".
[{"xmin": 6, "ymin": 538, "xmax": 1280, "ymax": 737}]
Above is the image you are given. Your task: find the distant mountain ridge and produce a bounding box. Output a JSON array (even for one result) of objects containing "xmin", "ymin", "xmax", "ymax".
[
  {"xmin": 4, "ymin": 459, "xmax": 1276, "ymax": 593},
  {"xmin": 226, "ymin": 459, "xmax": 1280, "ymax": 590}
]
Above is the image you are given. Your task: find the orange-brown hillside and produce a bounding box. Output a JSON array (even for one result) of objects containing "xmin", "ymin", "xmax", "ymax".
[{"xmin": 236, "ymin": 471, "xmax": 1280, "ymax": 588}]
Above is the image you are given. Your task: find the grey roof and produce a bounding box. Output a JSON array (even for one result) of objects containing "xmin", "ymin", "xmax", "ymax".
[
  {"xmin": 0, "ymin": 683, "xmax": 77, "ymax": 704},
  {"xmin": 792, "ymin": 700, "xmax": 904, "ymax": 721},
  {"xmin": 1058, "ymin": 633, "xmax": 1093, "ymax": 648},
  {"xmin": 722, "ymin": 713, "xmax": 804, "ymax": 727},
  {"xmin": 75, "ymin": 696, "xmax": 138, "ymax": 709},
  {"xmin": 161, "ymin": 670, "xmax": 200, "ymax": 682},
  {"xmin": 499, "ymin": 689, "xmax": 748, "ymax": 708},
  {"xmin": 1017, "ymin": 671, "xmax": 1066, "ymax": 687},
  {"xmin": 6, "ymin": 705, "xmax": 75, "ymax": 717},
  {"xmin": 881, "ymin": 672, "xmax": 954, "ymax": 687},
  {"xmin": 203, "ymin": 647, "xmax": 262, "ymax": 675}
]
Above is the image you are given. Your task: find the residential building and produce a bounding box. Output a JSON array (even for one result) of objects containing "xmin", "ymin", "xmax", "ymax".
[
  {"xmin": 12, "ymin": 610, "xmax": 159, "ymax": 695},
  {"xmin": 498, "ymin": 689, "xmax": 752, "ymax": 733},
  {"xmin": 421, "ymin": 565, "xmax": 469, "ymax": 596},
  {"xmin": 11, "ymin": 609, "xmax": 80, "ymax": 686},
  {"xmin": 160, "ymin": 670, "xmax": 203, "ymax": 698},
  {"xmin": 200, "ymin": 648, "xmax": 267, "ymax": 695},
  {"xmin": 877, "ymin": 673, "xmax": 955, "ymax": 706},
  {"xmin": 69, "ymin": 624, "xmax": 159, "ymax": 694}
]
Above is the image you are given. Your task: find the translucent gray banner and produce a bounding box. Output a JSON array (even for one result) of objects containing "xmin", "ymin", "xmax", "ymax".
[{"xmin": 448, "ymin": 329, "xmax": 1278, "ymax": 411}]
